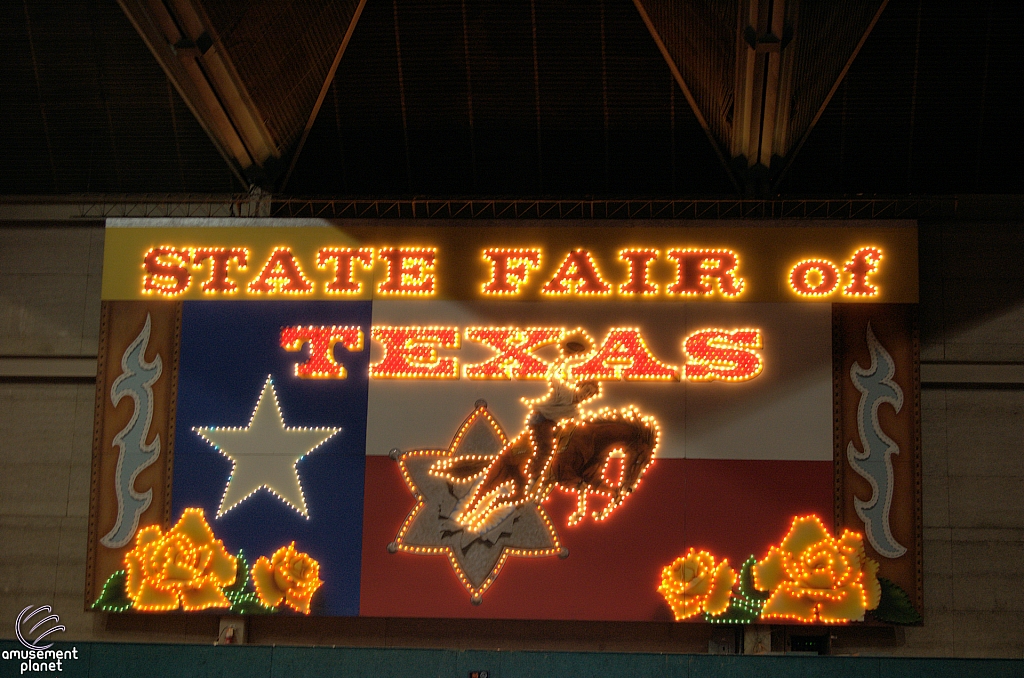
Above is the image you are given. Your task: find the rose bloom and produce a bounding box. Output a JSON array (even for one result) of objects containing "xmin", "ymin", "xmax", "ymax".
[
  {"xmin": 124, "ymin": 508, "xmax": 236, "ymax": 611},
  {"xmin": 658, "ymin": 548, "xmax": 735, "ymax": 620},
  {"xmin": 252, "ymin": 542, "xmax": 323, "ymax": 614},
  {"xmin": 753, "ymin": 515, "xmax": 881, "ymax": 623}
]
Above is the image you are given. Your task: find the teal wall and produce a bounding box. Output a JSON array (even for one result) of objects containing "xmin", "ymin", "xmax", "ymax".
[{"xmin": 1, "ymin": 641, "xmax": 1021, "ymax": 678}]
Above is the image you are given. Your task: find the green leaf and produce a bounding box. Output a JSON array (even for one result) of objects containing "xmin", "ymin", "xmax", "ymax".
[
  {"xmin": 91, "ymin": 570, "xmax": 132, "ymax": 612},
  {"xmin": 737, "ymin": 555, "xmax": 769, "ymax": 602},
  {"xmin": 870, "ymin": 577, "xmax": 922, "ymax": 625},
  {"xmin": 227, "ymin": 590, "xmax": 276, "ymax": 615},
  {"xmin": 704, "ymin": 596, "xmax": 763, "ymax": 624},
  {"xmin": 224, "ymin": 550, "xmax": 277, "ymax": 614},
  {"xmin": 703, "ymin": 556, "xmax": 766, "ymax": 624},
  {"xmin": 224, "ymin": 551, "xmax": 251, "ymax": 594}
]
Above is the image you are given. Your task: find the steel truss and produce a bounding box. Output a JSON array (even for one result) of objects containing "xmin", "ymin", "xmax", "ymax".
[{"xmin": 67, "ymin": 196, "xmax": 958, "ymax": 220}]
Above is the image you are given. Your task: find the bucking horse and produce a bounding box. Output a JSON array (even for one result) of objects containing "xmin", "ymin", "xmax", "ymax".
[{"xmin": 433, "ymin": 404, "xmax": 659, "ymax": 531}]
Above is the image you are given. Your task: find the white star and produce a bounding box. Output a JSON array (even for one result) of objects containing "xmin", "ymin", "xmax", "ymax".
[{"xmin": 194, "ymin": 376, "xmax": 340, "ymax": 519}]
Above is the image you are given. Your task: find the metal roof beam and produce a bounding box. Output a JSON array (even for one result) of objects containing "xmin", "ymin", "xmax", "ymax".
[
  {"xmin": 632, "ymin": 0, "xmax": 742, "ymax": 194},
  {"xmin": 117, "ymin": 0, "xmax": 279, "ymax": 188},
  {"xmin": 118, "ymin": 0, "xmax": 366, "ymax": 191},
  {"xmin": 280, "ymin": 0, "xmax": 369, "ymax": 192},
  {"xmin": 771, "ymin": 0, "xmax": 890, "ymax": 192},
  {"xmin": 731, "ymin": 0, "xmax": 796, "ymax": 195},
  {"xmin": 633, "ymin": 0, "xmax": 888, "ymax": 197}
]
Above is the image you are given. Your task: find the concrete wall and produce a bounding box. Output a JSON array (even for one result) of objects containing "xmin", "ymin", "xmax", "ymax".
[
  {"xmin": 1, "ymin": 220, "xmax": 1022, "ymax": 657},
  {"xmin": 0, "ymin": 224, "xmax": 103, "ymax": 642},
  {"xmin": 896, "ymin": 223, "xmax": 1024, "ymax": 657}
]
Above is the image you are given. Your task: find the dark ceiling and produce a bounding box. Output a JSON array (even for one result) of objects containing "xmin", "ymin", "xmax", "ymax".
[
  {"xmin": 2, "ymin": 0, "xmax": 237, "ymax": 193},
  {"xmin": 288, "ymin": 0, "xmax": 731, "ymax": 196},
  {"xmin": 783, "ymin": 0, "xmax": 1024, "ymax": 195},
  {"xmin": 2, "ymin": 0, "xmax": 1022, "ymax": 198}
]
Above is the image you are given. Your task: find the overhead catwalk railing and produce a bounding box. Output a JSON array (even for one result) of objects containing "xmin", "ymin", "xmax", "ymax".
[
  {"xmin": 264, "ymin": 197, "xmax": 956, "ymax": 220},
  {"xmin": 0, "ymin": 195, "xmax": 960, "ymax": 221}
]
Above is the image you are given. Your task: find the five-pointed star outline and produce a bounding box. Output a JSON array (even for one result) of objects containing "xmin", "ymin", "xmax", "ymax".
[
  {"xmin": 194, "ymin": 376, "xmax": 340, "ymax": 519},
  {"xmin": 390, "ymin": 406, "xmax": 563, "ymax": 601}
]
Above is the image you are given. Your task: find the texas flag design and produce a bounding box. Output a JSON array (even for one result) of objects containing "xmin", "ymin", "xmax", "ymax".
[
  {"xmin": 171, "ymin": 301, "xmax": 372, "ymax": 616},
  {"xmin": 169, "ymin": 299, "xmax": 833, "ymax": 619},
  {"xmin": 358, "ymin": 300, "xmax": 834, "ymax": 620}
]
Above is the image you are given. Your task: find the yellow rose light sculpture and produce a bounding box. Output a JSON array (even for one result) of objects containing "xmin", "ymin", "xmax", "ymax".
[
  {"xmin": 252, "ymin": 542, "xmax": 323, "ymax": 614},
  {"xmin": 658, "ymin": 548, "xmax": 735, "ymax": 620},
  {"xmin": 753, "ymin": 515, "xmax": 881, "ymax": 623},
  {"xmin": 124, "ymin": 508, "xmax": 237, "ymax": 611}
]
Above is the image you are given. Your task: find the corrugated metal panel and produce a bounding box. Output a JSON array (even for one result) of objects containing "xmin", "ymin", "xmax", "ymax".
[
  {"xmin": 784, "ymin": 2, "xmax": 883, "ymax": 156},
  {"xmin": 0, "ymin": 0, "xmax": 237, "ymax": 193},
  {"xmin": 781, "ymin": 0, "xmax": 1024, "ymax": 194},
  {"xmin": 202, "ymin": 0, "xmax": 364, "ymax": 156},
  {"xmin": 2, "ymin": 0, "xmax": 1021, "ymax": 197},
  {"xmin": 632, "ymin": 0, "xmax": 736, "ymax": 148},
  {"xmin": 287, "ymin": 0, "xmax": 733, "ymax": 196}
]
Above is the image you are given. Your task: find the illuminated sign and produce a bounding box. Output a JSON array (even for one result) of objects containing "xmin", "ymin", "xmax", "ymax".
[
  {"xmin": 138, "ymin": 244, "xmax": 898, "ymax": 301},
  {"xmin": 273, "ymin": 324, "xmax": 761, "ymax": 383},
  {"xmin": 87, "ymin": 220, "xmax": 921, "ymax": 625},
  {"xmin": 103, "ymin": 222, "xmax": 919, "ymax": 303}
]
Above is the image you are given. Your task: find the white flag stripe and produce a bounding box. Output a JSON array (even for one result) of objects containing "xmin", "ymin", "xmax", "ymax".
[{"xmin": 364, "ymin": 300, "xmax": 832, "ymax": 461}]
